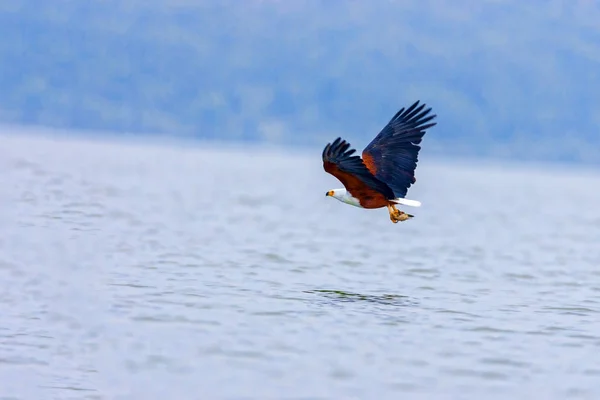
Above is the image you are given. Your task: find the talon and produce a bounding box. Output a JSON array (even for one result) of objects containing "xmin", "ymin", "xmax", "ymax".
[{"xmin": 388, "ymin": 204, "xmax": 413, "ymax": 223}]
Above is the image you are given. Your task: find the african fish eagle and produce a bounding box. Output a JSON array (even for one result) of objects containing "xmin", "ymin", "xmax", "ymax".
[{"xmin": 322, "ymin": 100, "xmax": 437, "ymax": 223}]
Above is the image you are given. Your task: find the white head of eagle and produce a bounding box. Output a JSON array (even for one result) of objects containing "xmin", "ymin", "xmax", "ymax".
[{"xmin": 325, "ymin": 188, "xmax": 361, "ymax": 207}]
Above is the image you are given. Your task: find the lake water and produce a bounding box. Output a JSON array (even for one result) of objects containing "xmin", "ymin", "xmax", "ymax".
[{"xmin": 2, "ymin": 132, "xmax": 600, "ymax": 400}]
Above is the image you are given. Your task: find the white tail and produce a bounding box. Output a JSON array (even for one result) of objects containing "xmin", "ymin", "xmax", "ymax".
[{"xmin": 391, "ymin": 198, "xmax": 421, "ymax": 207}]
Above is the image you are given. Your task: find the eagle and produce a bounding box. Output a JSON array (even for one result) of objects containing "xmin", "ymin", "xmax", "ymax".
[{"xmin": 322, "ymin": 100, "xmax": 437, "ymax": 223}]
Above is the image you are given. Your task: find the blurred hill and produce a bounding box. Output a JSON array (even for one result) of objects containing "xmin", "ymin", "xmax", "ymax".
[{"xmin": 1, "ymin": 0, "xmax": 599, "ymax": 163}]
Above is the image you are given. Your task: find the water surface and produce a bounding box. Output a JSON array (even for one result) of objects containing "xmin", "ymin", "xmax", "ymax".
[{"xmin": 2, "ymin": 133, "xmax": 600, "ymax": 400}]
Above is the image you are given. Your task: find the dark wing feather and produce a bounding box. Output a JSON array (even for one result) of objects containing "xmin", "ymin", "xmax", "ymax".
[
  {"xmin": 362, "ymin": 100, "xmax": 437, "ymax": 198},
  {"xmin": 322, "ymin": 137, "xmax": 395, "ymax": 199}
]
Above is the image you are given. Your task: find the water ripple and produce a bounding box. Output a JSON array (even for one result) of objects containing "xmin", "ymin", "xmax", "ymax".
[{"xmin": 3, "ymin": 134, "xmax": 600, "ymax": 399}]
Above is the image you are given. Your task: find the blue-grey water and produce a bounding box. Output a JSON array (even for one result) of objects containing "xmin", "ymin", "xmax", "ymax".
[{"xmin": 2, "ymin": 132, "xmax": 600, "ymax": 400}]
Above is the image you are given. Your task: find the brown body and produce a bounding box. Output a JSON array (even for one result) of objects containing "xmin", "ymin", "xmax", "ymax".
[
  {"xmin": 324, "ymin": 160, "xmax": 382, "ymax": 207},
  {"xmin": 324, "ymin": 160, "xmax": 412, "ymax": 223}
]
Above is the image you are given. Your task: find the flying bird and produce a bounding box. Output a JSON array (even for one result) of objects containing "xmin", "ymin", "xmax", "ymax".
[{"xmin": 322, "ymin": 100, "xmax": 437, "ymax": 223}]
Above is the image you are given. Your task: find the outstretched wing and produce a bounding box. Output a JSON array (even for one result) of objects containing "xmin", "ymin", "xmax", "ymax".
[
  {"xmin": 362, "ymin": 100, "xmax": 437, "ymax": 198},
  {"xmin": 322, "ymin": 137, "xmax": 395, "ymax": 199}
]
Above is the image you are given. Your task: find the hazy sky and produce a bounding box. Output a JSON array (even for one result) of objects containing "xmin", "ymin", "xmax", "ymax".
[{"xmin": 1, "ymin": 0, "xmax": 599, "ymax": 163}]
